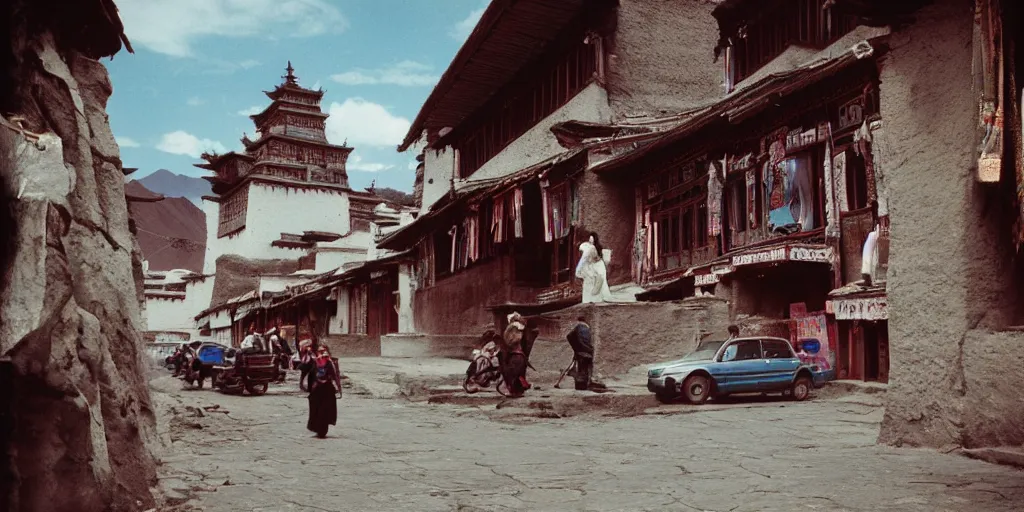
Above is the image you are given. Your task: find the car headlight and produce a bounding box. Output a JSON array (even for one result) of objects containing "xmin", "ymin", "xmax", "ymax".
[{"xmin": 648, "ymin": 368, "xmax": 664, "ymax": 378}]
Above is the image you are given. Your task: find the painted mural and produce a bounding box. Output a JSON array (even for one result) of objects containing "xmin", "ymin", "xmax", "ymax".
[
  {"xmin": 767, "ymin": 154, "xmax": 816, "ymax": 234},
  {"xmin": 793, "ymin": 313, "xmax": 834, "ymax": 372}
]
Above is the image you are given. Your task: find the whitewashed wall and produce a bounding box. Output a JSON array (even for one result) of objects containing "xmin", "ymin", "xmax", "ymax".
[
  {"xmin": 397, "ymin": 262, "xmax": 415, "ymax": 333},
  {"xmin": 314, "ymin": 230, "xmax": 373, "ymax": 273},
  {"xmin": 183, "ymin": 276, "xmax": 215, "ymax": 324},
  {"xmin": 144, "ymin": 296, "xmax": 197, "ymax": 335},
  {"xmin": 209, "ymin": 310, "xmax": 232, "ymax": 330},
  {"xmin": 203, "ymin": 183, "xmax": 353, "ymax": 274},
  {"xmin": 421, "ymin": 146, "xmax": 456, "ymax": 215}
]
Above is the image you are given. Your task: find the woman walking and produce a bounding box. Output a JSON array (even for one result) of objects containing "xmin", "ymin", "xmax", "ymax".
[
  {"xmin": 303, "ymin": 345, "xmax": 342, "ymax": 438},
  {"xmin": 576, "ymin": 231, "xmax": 613, "ymax": 303}
]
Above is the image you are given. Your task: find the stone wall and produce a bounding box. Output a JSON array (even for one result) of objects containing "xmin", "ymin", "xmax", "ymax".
[
  {"xmin": 0, "ymin": 1, "xmax": 157, "ymax": 510},
  {"xmin": 879, "ymin": 0, "xmax": 1021, "ymax": 449},
  {"xmin": 529, "ymin": 299, "xmax": 731, "ymax": 379},
  {"xmin": 321, "ymin": 334, "xmax": 381, "ymax": 357}
]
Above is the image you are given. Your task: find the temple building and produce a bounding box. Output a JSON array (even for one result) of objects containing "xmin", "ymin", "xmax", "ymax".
[
  {"xmin": 139, "ymin": 63, "xmax": 418, "ymax": 349},
  {"xmin": 198, "ymin": 62, "xmax": 379, "ymax": 274}
]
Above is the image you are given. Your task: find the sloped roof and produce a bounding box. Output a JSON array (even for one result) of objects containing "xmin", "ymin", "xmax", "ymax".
[
  {"xmin": 376, "ymin": 148, "xmax": 585, "ymax": 251},
  {"xmin": 398, "ymin": 0, "xmax": 601, "ymax": 151},
  {"xmin": 590, "ymin": 39, "xmax": 884, "ymax": 176}
]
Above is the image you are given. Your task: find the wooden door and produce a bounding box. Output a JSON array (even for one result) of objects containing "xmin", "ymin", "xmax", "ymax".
[{"xmin": 367, "ymin": 270, "xmax": 399, "ymax": 338}]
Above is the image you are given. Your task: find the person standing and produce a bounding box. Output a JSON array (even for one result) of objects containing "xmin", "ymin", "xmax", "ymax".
[
  {"xmin": 498, "ymin": 312, "xmax": 529, "ymax": 398},
  {"xmin": 566, "ymin": 316, "xmax": 595, "ymax": 391},
  {"xmin": 576, "ymin": 232, "xmax": 613, "ymax": 303},
  {"xmin": 240, "ymin": 325, "xmax": 263, "ymax": 354},
  {"xmin": 303, "ymin": 345, "xmax": 342, "ymax": 438}
]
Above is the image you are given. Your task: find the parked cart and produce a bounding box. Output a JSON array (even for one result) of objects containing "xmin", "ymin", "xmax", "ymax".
[{"xmin": 211, "ymin": 353, "xmax": 278, "ymax": 396}]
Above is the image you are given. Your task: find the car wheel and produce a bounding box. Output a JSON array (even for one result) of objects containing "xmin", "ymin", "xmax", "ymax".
[
  {"xmin": 791, "ymin": 376, "xmax": 812, "ymax": 402},
  {"xmin": 683, "ymin": 374, "xmax": 711, "ymax": 404}
]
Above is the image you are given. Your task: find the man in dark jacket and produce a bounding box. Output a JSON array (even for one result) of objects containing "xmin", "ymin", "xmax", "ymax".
[{"xmin": 566, "ymin": 316, "xmax": 595, "ymax": 391}]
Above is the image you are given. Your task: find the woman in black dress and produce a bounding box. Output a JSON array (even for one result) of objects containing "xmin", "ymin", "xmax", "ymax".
[{"xmin": 303, "ymin": 345, "xmax": 342, "ymax": 438}]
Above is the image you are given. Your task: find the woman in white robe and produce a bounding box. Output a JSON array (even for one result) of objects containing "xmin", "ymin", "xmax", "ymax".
[{"xmin": 576, "ymin": 232, "xmax": 613, "ymax": 303}]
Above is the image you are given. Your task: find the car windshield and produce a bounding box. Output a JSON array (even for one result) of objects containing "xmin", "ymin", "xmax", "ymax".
[{"xmin": 681, "ymin": 341, "xmax": 725, "ymax": 361}]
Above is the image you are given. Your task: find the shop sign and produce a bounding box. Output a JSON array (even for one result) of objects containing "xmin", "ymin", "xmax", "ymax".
[
  {"xmin": 370, "ymin": 270, "xmax": 388, "ymax": 279},
  {"xmin": 833, "ymin": 297, "xmax": 888, "ymax": 321},
  {"xmin": 732, "ymin": 247, "xmax": 786, "ymax": 266},
  {"xmin": 711, "ymin": 264, "xmax": 736, "ymax": 275},
  {"xmin": 789, "ymin": 246, "xmax": 834, "ymax": 264},
  {"xmin": 694, "ymin": 273, "xmax": 720, "ymax": 287}
]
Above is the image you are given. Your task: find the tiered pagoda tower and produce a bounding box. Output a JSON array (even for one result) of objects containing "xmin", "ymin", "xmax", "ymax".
[{"xmin": 196, "ymin": 63, "xmax": 358, "ymax": 274}]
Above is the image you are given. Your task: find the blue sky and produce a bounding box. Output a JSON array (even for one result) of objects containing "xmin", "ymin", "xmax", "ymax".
[{"xmin": 108, "ymin": 0, "xmax": 488, "ymax": 192}]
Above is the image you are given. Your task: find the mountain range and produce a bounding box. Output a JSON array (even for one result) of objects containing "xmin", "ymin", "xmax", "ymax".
[
  {"xmin": 126, "ymin": 180, "xmax": 206, "ymax": 273},
  {"xmin": 136, "ymin": 169, "xmax": 212, "ymax": 206}
]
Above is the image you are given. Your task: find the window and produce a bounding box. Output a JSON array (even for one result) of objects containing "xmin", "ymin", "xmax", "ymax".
[
  {"xmin": 551, "ymin": 229, "xmax": 576, "ymax": 285},
  {"xmin": 730, "ymin": 0, "xmax": 860, "ymax": 84},
  {"xmin": 845, "ymin": 149, "xmax": 869, "ymax": 211},
  {"xmin": 478, "ymin": 200, "xmax": 497, "ymax": 260},
  {"xmin": 766, "ymin": 152, "xmax": 821, "ymax": 234},
  {"xmin": 761, "ymin": 339, "xmax": 795, "ymax": 359},
  {"xmin": 433, "ymin": 229, "xmax": 453, "ymax": 279},
  {"xmin": 649, "ymin": 179, "xmax": 709, "ymax": 273},
  {"xmin": 726, "ymin": 177, "xmax": 748, "ymax": 233},
  {"xmin": 722, "ymin": 340, "xmax": 763, "ymax": 362},
  {"xmin": 455, "ymin": 35, "xmax": 599, "ymax": 178}
]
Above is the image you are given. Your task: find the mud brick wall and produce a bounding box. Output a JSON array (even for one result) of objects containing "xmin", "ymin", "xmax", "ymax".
[
  {"xmin": 321, "ymin": 334, "xmax": 381, "ymax": 357},
  {"xmin": 879, "ymin": 0, "xmax": 1024, "ymax": 449},
  {"xmin": 413, "ymin": 256, "xmax": 536, "ymax": 335}
]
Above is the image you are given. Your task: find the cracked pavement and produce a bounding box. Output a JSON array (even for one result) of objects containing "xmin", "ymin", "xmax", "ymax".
[{"xmin": 150, "ymin": 372, "xmax": 1024, "ymax": 512}]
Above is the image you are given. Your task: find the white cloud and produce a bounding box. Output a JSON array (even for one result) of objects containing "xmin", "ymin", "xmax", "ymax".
[
  {"xmin": 156, "ymin": 131, "xmax": 228, "ymax": 158},
  {"xmin": 325, "ymin": 98, "xmax": 411, "ymax": 148},
  {"xmin": 116, "ymin": 0, "xmax": 348, "ymax": 57},
  {"xmin": 186, "ymin": 97, "xmax": 205, "ymax": 106},
  {"xmin": 408, "ymin": 161, "xmax": 418, "ymax": 170},
  {"xmin": 330, "ymin": 61, "xmax": 438, "ymax": 87},
  {"xmin": 237, "ymin": 105, "xmax": 263, "ymax": 116},
  {"xmin": 451, "ymin": 6, "xmax": 485, "ymax": 40},
  {"xmin": 116, "ymin": 136, "xmax": 141, "ymax": 148},
  {"xmin": 311, "ymin": 80, "xmax": 322, "ymax": 90},
  {"xmin": 348, "ymin": 154, "xmax": 394, "ymax": 173},
  {"xmin": 238, "ymin": 59, "xmax": 261, "ymax": 69}
]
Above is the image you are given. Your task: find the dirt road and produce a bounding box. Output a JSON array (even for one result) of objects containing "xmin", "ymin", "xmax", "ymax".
[{"xmin": 150, "ymin": 368, "xmax": 1024, "ymax": 512}]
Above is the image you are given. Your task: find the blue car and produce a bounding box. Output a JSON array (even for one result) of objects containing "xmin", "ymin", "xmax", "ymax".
[{"xmin": 646, "ymin": 337, "xmax": 830, "ymax": 404}]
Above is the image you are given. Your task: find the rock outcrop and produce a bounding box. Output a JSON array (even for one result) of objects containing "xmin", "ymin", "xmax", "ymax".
[{"xmin": 0, "ymin": 1, "xmax": 157, "ymax": 510}]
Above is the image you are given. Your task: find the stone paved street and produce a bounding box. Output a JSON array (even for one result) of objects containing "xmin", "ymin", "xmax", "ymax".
[{"xmin": 151, "ymin": 371, "xmax": 1024, "ymax": 512}]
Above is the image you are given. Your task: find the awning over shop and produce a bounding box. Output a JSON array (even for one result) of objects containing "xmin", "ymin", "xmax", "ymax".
[
  {"xmin": 826, "ymin": 283, "xmax": 887, "ymax": 321},
  {"xmin": 636, "ymin": 241, "xmax": 835, "ymax": 302}
]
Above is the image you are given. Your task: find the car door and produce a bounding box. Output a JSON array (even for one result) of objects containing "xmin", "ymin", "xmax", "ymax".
[
  {"xmin": 760, "ymin": 338, "xmax": 802, "ymax": 391},
  {"xmin": 714, "ymin": 339, "xmax": 766, "ymax": 393}
]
